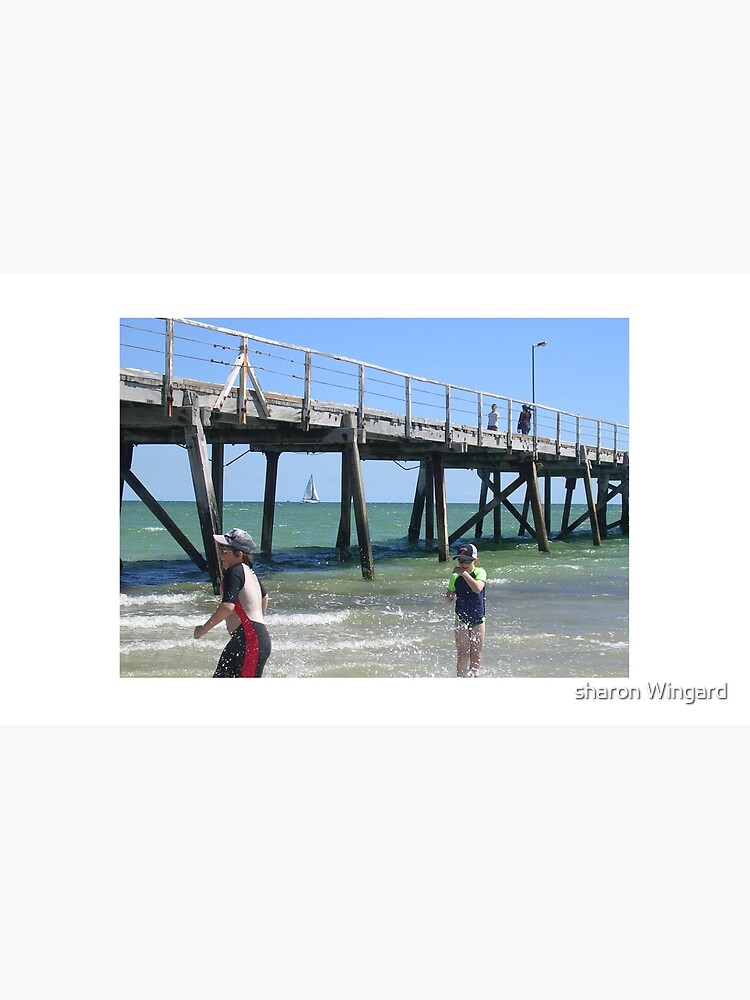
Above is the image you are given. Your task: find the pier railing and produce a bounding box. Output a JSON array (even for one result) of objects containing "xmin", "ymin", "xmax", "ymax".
[{"xmin": 120, "ymin": 318, "xmax": 629, "ymax": 459}]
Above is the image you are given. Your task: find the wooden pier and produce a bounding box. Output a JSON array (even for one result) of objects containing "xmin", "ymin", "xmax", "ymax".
[{"xmin": 120, "ymin": 319, "xmax": 629, "ymax": 592}]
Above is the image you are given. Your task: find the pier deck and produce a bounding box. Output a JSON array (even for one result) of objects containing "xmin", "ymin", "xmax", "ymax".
[{"xmin": 120, "ymin": 319, "xmax": 628, "ymax": 589}]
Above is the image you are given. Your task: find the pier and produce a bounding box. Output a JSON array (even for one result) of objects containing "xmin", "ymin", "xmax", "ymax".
[{"xmin": 120, "ymin": 319, "xmax": 629, "ymax": 592}]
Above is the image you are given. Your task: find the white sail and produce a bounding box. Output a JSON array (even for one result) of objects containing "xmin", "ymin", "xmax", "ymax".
[{"xmin": 302, "ymin": 474, "xmax": 320, "ymax": 503}]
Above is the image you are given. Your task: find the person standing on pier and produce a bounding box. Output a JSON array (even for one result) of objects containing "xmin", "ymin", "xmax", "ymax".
[
  {"xmin": 445, "ymin": 543, "xmax": 487, "ymax": 677},
  {"xmin": 487, "ymin": 403, "xmax": 499, "ymax": 431},
  {"xmin": 517, "ymin": 404, "xmax": 532, "ymax": 434},
  {"xmin": 193, "ymin": 528, "xmax": 272, "ymax": 677}
]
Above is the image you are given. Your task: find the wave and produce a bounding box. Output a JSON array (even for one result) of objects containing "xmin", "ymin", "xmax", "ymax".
[
  {"xmin": 120, "ymin": 615, "xmax": 198, "ymax": 630},
  {"xmin": 269, "ymin": 610, "xmax": 352, "ymax": 626},
  {"xmin": 120, "ymin": 593, "xmax": 195, "ymax": 607},
  {"xmin": 269, "ymin": 635, "xmax": 416, "ymax": 653},
  {"xmin": 121, "ymin": 638, "xmax": 200, "ymax": 654}
]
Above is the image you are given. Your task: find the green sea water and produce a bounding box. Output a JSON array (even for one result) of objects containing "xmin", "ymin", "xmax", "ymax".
[{"xmin": 120, "ymin": 501, "xmax": 628, "ymax": 678}]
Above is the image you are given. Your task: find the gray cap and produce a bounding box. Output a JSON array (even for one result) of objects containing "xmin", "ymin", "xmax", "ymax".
[
  {"xmin": 212, "ymin": 528, "xmax": 256, "ymax": 555},
  {"xmin": 454, "ymin": 543, "xmax": 478, "ymax": 562}
]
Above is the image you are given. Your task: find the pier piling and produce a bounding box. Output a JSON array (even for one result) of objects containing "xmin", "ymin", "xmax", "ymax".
[
  {"xmin": 408, "ymin": 459, "xmax": 429, "ymax": 541},
  {"xmin": 184, "ymin": 407, "xmax": 222, "ymax": 591},
  {"xmin": 342, "ymin": 413, "xmax": 374, "ymax": 579},
  {"xmin": 433, "ymin": 454, "xmax": 449, "ymax": 561},
  {"xmin": 525, "ymin": 461, "xmax": 551, "ymax": 554},
  {"xmin": 597, "ymin": 475, "xmax": 610, "ymax": 539},
  {"xmin": 336, "ymin": 432, "xmax": 354, "ymax": 559},
  {"xmin": 212, "ymin": 443, "xmax": 224, "ymax": 530},
  {"xmin": 580, "ymin": 446, "xmax": 602, "ymax": 547},
  {"xmin": 261, "ymin": 451, "xmax": 280, "ymax": 556},
  {"xmin": 561, "ymin": 477, "xmax": 576, "ymax": 535},
  {"xmin": 475, "ymin": 474, "xmax": 489, "ymax": 539}
]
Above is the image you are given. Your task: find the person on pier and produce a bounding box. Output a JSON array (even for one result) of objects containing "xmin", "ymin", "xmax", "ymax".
[
  {"xmin": 193, "ymin": 528, "xmax": 271, "ymax": 677},
  {"xmin": 445, "ymin": 543, "xmax": 487, "ymax": 677},
  {"xmin": 487, "ymin": 403, "xmax": 499, "ymax": 431},
  {"xmin": 517, "ymin": 404, "xmax": 532, "ymax": 434}
]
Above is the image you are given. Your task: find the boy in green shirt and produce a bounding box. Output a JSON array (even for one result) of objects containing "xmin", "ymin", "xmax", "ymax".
[{"xmin": 446, "ymin": 543, "xmax": 487, "ymax": 676}]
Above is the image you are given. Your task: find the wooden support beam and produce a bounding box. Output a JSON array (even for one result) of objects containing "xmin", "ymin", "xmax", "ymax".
[
  {"xmin": 408, "ymin": 459, "xmax": 429, "ymax": 541},
  {"xmin": 214, "ymin": 345, "xmax": 270, "ymax": 420},
  {"xmin": 475, "ymin": 474, "xmax": 489, "ymax": 539},
  {"xmin": 500, "ymin": 497, "xmax": 537, "ymax": 539},
  {"xmin": 432, "ymin": 454, "xmax": 449, "ymax": 561},
  {"xmin": 302, "ymin": 351, "xmax": 312, "ymax": 430},
  {"xmin": 561, "ymin": 477, "xmax": 576, "ymax": 533},
  {"xmin": 342, "ymin": 413, "xmax": 374, "ymax": 578},
  {"xmin": 120, "ymin": 442, "xmax": 133, "ymax": 511},
  {"xmin": 519, "ymin": 493, "xmax": 531, "ymax": 537},
  {"xmin": 580, "ymin": 446, "xmax": 602, "ymax": 547},
  {"xmin": 425, "ymin": 471, "xmax": 435, "ymax": 543},
  {"xmin": 122, "ymin": 469, "xmax": 209, "ymax": 573},
  {"xmin": 621, "ymin": 478, "xmax": 629, "ymax": 536},
  {"xmin": 559, "ymin": 484, "xmax": 621, "ymax": 537},
  {"xmin": 261, "ymin": 451, "xmax": 280, "ymax": 556},
  {"xmin": 597, "ymin": 475, "xmax": 610, "ymax": 539},
  {"xmin": 544, "ymin": 474, "xmax": 552, "ymax": 536},
  {"xmin": 242, "ymin": 345, "xmax": 270, "ymax": 418},
  {"xmin": 163, "ymin": 319, "xmax": 174, "ymax": 416},
  {"xmin": 239, "ymin": 347, "xmax": 248, "ymax": 423},
  {"xmin": 214, "ymin": 353, "xmax": 245, "ymax": 413},
  {"xmin": 493, "ymin": 471, "xmax": 501, "ymax": 541},
  {"xmin": 525, "ymin": 461, "xmax": 551, "ymax": 553},
  {"xmin": 336, "ymin": 438, "xmax": 353, "ymax": 558},
  {"xmin": 184, "ymin": 407, "xmax": 223, "ymax": 592},
  {"xmin": 449, "ymin": 473, "xmax": 524, "ymax": 543},
  {"xmin": 211, "ymin": 443, "xmax": 224, "ymax": 530},
  {"xmin": 477, "ymin": 471, "xmax": 524, "ymax": 500}
]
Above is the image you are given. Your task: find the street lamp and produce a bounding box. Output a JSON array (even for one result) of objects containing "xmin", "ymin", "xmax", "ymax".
[{"xmin": 531, "ymin": 341, "xmax": 547, "ymax": 438}]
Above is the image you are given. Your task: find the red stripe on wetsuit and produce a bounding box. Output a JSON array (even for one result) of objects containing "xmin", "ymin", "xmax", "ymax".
[
  {"xmin": 234, "ymin": 600, "xmax": 260, "ymax": 678},
  {"xmin": 220, "ymin": 570, "xmax": 260, "ymax": 678}
]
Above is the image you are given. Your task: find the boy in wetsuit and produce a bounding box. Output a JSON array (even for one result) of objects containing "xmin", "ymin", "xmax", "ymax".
[
  {"xmin": 193, "ymin": 528, "xmax": 272, "ymax": 677},
  {"xmin": 446, "ymin": 543, "xmax": 487, "ymax": 677}
]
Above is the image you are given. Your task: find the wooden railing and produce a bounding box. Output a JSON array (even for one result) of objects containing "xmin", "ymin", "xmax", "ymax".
[{"xmin": 120, "ymin": 317, "xmax": 629, "ymax": 460}]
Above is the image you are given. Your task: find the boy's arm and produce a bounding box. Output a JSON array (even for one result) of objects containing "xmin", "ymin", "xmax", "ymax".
[{"xmin": 459, "ymin": 568, "xmax": 486, "ymax": 594}]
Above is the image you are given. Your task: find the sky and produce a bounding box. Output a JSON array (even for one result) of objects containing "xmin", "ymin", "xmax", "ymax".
[{"xmin": 121, "ymin": 317, "xmax": 628, "ymax": 506}]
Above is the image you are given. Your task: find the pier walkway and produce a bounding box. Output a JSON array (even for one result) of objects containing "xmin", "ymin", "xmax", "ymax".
[{"xmin": 120, "ymin": 319, "xmax": 629, "ymax": 590}]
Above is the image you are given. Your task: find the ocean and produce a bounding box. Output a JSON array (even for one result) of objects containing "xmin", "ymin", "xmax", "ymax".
[{"xmin": 120, "ymin": 501, "xmax": 628, "ymax": 678}]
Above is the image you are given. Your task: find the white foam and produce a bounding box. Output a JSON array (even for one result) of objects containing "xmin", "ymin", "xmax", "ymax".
[
  {"xmin": 271, "ymin": 610, "xmax": 352, "ymax": 626},
  {"xmin": 120, "ymin": 615, "xmax": 197, "ymax": 630},
  {"xmin": 120, "ymin": 638, "xmax": 204, "ymax": 654},
  {"xmin": 120, "ymin": 593, "xmax": 195, "ymax": 607},
  {"xmin": 270, "ymin": 635, "xmax": 410, "ymax": 653}
]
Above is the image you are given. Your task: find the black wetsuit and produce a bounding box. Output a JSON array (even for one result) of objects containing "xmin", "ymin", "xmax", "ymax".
[{"xmin": 213, "ymin": 564, "xmax": 272, "ymax": 678}]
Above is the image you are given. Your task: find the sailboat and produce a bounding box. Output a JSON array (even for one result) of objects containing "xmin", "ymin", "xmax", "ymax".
[{"xmin": 301, "ymin": 474, "xmax": 321, "ymax": 503}]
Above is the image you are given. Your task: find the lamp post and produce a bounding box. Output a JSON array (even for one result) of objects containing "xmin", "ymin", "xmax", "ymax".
[{"xmin": 531, "ymin": 340, "xmax": 547, "ymax": 439}]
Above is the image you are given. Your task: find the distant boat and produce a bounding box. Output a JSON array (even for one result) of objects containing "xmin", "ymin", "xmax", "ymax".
[{"xmin": 302, "ymin": 474, "xmax": 321, "ymax": 503}]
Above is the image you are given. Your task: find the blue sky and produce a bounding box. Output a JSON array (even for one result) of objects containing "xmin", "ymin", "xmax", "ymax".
[{"xmin": 121, "ymin": 317, "xmax": 628, "ymax": 505}]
